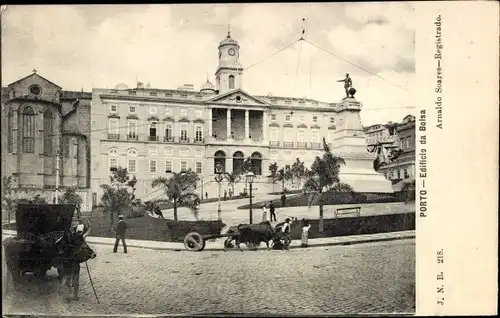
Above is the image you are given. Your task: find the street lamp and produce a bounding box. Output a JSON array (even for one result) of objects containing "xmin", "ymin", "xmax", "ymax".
[
  {"xmin": 214, "ymin": 163, "xmax": 224, "ymax": 221},
  {"xmin": 245, "ymin": 171, "xmax": 256, "ymax": 224}
]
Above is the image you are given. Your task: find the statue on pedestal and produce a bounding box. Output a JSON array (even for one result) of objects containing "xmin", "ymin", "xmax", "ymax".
[{"xmin": 337, "ymin": 73, "xmax": 356, "ymax": 98}]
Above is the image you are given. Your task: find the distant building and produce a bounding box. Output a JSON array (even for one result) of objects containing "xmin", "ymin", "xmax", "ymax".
[{"xmin": 1, "ymin": 71, "xmax": 93, "ymax": 210}]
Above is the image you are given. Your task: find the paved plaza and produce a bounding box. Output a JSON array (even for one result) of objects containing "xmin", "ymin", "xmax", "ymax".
[{"xmin": 3, "ymin": 239, "xmax": 415, "ymax": 315}]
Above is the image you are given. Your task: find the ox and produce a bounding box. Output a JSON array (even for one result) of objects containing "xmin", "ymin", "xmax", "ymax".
[{"xmin": 225, "ymin": 221, "xmax": 275, "ymax": 251}]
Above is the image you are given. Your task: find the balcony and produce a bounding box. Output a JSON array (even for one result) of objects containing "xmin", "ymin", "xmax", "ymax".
[
  {"xmin": 179, "ymin": 137, "xmax": 190, "ymax": 143},
  {"xmin": 269, "ymin": 141, "xmax": 280, "ymax": 147},
  {"xmin": 148, "ymin": 136, "xmax": 159, "ymax": 142},
  {"xmin": 283, "ymin": 141, "xmax": 294, "ymax": 147},
  {"xmin": 311, "ymin": 142, "xmax": 322, "ymax": 149},
  {"xmin": 164, "ymin": 136, "xmax": 174, "ymax": 142},
  {"xmin": 127, "ymin": 134, "xmax": 139, "ymax": 141},
  {"xmin": 108, "ymin": 134, "xmax": 120, "ymax": 140},
  {"xmin": 194, "ymin": 137, "xmax": 204, "ymax": 144},
  {"xmin": 297, "ymin": 142, "xmax": 308, "ymax": 148}
]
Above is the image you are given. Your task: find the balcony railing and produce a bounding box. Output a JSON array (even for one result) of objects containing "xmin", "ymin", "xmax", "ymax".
[
  {"xmin": 108, "ymin": 134, "xmax": 120, "ymax": 140},
  {"xmin": 127, "ymin": 134, "xmax": 139, "ymax": 141},
  {"xmin": 179, "ymin": 137, "xmax": 190, "ymax": 143},
  {"xmin": 269, "ymin": 141, "xmax": 280, "ymax": 147},
  {"xmin": 148, "ymin": 136, "xmax": 159, "ymax": 142},
  {"xmin": 194, "ymin": 137, "xmax": 204, "ymax": 143},
  {"xmin": 283, "ymin": 141, "xmax": 294, "ymax": 147},
  {"xmin": 311, "ymin": 142, "xmax": 322, "ymax": 149},
  {"xmin": 164, "ymin": 136, "xmax": 174, "ymax": 142},
  {"xmin": 297, "ymin": 142, "xmax": 308, "ymax": 148}
]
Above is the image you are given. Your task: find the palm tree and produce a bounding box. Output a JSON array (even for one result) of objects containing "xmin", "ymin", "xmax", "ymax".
[
  {"xmin": 303, "ymin": 139, "xmax": 353, "ymax": 232},
  {"xmin": 224, "ymin": 171, "xmax": 242, "ymax": 196},
  {"xmin": 276, "ymin": 167, "xmax": 293, "ymax": 193},
  {"xmin": 151, "ymin": 170, "xmax": 200, "ymax": 221},
  {"xmin": 100, "ymin": 167, "xmax": 137, "ymax": 230},
  {"xmin": 268, "ymin": 162, "xmax": 279, "ymax": 192},
  {"xmin": 291, "ymin": 158, "xmax": 306, "ymax": 189}
]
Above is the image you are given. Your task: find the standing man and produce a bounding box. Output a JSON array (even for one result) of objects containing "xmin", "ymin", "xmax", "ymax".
[
  {"xmin": 113, "ymin": 214, "xmax": 127, "ymax": 254},
  {"xmin": 205, "ymin": 192, "xmax": 208, "ymax": 200},
  {"xmin": 281, "ymin": 193, "xmax": 286, "ymax": 208},
  {"xmin": 337, "ymin": 73, "xmax": 353, "ymax": 98},
  {"xmin": 224, "ymin": 190, "xmax": 227, "ymax": 201},
  {"xmin": 269, "ymin": 201, "xmax": 277, "ymax": 222}
]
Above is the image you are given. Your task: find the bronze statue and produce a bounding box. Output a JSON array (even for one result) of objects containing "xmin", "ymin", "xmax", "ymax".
[{"xmin": 337, "ymin": 73, "xmax": 353, "ymax": 98}]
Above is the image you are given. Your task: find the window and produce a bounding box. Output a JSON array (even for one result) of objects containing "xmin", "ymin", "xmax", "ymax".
[
  {"xmin": 165, "ymin": 108, "xmax": 173, "ymax": 116},
  {"xmin": 229, "ymin": 75, "xmax": 235, "ymax": 89},
  {"xmin": 127, "ymin": 120, "xmax": 138, "ymax": 138},
  {"xmin": 149, "ymin": 107, "xmax": 157, "ymax": 114},
  {"xmin": 271, "ymin": 114, "xmax": 276, "ymax": 121},
  {"xmin": 22, "ymin": 106, "xmax": 35, "ymax": 153},
  {"xmin": 180, "ymin": 109, "xmax": 188, "ymax": 117},
  {"xmin": 195, "ymin": 149, "xmax": 203, "ymax": 157},
  {"xmin": 330, "ymin": 116, "xmax": 335, "ymax": 124},
  {"xmin": 270, "ymin": 128, "xmax": 279, "ymax": 141},
  {"xmin": 180, "ymin": 148, "xmax": 189, "ymax": 157},
  {"xmin": 150, "ymin": 160, "xmax": 157, "ymax": 173},
  {"xmin": 110, "ymin": 159, "xmax": 118, "ymax": 170},
  {"xmin": 285, "ymin": 115, "xmax": 291, "ymax": 121},
  {"xmin": 400, "ymin": 137, "xmax": 405, "ymax": 149},
  {"xmin": 129, "ymin": 106, "xmax": 136, "ymax": 113},
  {"xmin": 397, "ymin": 170, "xmax": 401, "ymax": 179},
  {"xmin": 109, "ymin": 148, "xmax": 118, "ymax": 171},
  {"xmin": 181, "ymin": 161, "xmax": 188, "ymax": 172},
  {"xmin": 110, "ymin": 105, "xmax": 117, "ymax": 113},
  {"xmin": 43, "ymin": 110, "xmax": 54, "ymax": 155},
  {"xmin": 298, "ymin": 130, "xmax": 305, "ymax": 142},
  {"xmin": 165, "ymin": 161, "xmax": 172, "ymax": 173},
  {"xmin": 284, "ymin": 128, "xmax": 293, "ymax": 141},
  {"xmin": 312, "ymin": 130, "xmax": 320, "ymax": 143},
  {"xmin": 328, "ymin": 131, "xmax": 335, "ymax": 143},
  {"xmin": 165, "ymin": 123, "xmax": 173, "ymax": 140},
  {"xmin": 164, "ymin": 147, "xmax": 173, "ymax": 156},
  {"xmin": 196, "ymin": 162, "xmax": 202, "ymax": 174},
  {"xmin": 108, "ymin": 118, "xmax": 119, "ymax": 134},
  {"xmin": 196, "ymin": 110, "xmax": 203, "ymax": 118},
  {"xmin": 270, "ymin": 152, "xmax": 278, "ymax": 160},
  {"xmin": 195, "ymin": 126, "xmax": 203, "ymax": 142},
  {"xmin": 7, "ymin": 108, "xmax": 13, "ymax": 153},
  {"xmin": 404, "ymin": 169, "xmax": 409, "ymax": 179},
  {"xmin": 149, "ymin": 147, "xmax": 158, "ymax": 155},
  {"xmin": 149, "ymin": 121, "xmax": 157, "ymax": 137},
  {"xmin": 128, "ymin": 159, "xmax": 136, "ymax": 173},
  {"xmin": 312, "ymin": 116, "xmax": 318, "ymax": 123},
  {"xmin": 180, "ymin": 124, "xmax": 188, "ymax": 141}
]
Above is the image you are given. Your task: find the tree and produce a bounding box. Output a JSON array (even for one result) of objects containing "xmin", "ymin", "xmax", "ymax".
[
  {"xmin": 2, "ymin": 176, "xmax": 17, "ymax": 224},
  {"xmin": 276, "ymin": 166, "xmax": 293, "ymax": 193},
  {"xmin": 291, "ymin": 158, "xmax": 306, "ymax": 189},
  {"xmin": 268, "ymin": 162, "xmax": 279, "ymax": 192},
  {"xmin": 59, "ymin": 188, "xmax": 83, "ymax": 218},
  {"xmin": 303, "ymin": 138, "xmax": 354, "ymax": 232},
  {"xmin": 100, "ymin": 167, "xmax": 137, "ymax": 229},
  {"xmin": 151, "ymin": 170, "xmax": 200, "ymax": 221},
  {"xmin": 224, "ymin": 171, "xmax": 242, "ymax": 196}
]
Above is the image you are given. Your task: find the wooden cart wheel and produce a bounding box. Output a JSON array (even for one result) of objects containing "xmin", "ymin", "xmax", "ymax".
[{"xmin": 183, "ymin": 232, "xmax": 206, "ymax": 252}]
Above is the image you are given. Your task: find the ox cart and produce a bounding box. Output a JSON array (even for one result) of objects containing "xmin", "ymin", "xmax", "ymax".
[
  {"xmin": 183, "ymin": 221, "xmax": 292, "ymax": 252},
  {"xmin": 3, "ymin": 204, "xmax": 97, "ymax": 301}
]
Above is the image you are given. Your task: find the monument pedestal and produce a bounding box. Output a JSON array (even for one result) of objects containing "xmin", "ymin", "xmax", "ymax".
[{"xmin": 331, "ymin": 97, "xmax": 394, "ymax": 193}]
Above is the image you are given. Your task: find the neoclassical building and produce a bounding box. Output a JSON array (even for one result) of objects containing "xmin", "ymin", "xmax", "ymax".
[
  {"xmin": 1, "ymin": 71, "xmax": 93, "ymax": 210},
  {"xmin": 91, "ymin": 32, "xmax": 392, "ymax": 201}
]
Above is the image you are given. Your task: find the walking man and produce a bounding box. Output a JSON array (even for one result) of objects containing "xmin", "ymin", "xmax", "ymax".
[
  {"xmin": 269, "ymin": 201, "xmax": 277, "ymax": 222},
  {"xmin": 113, "ymin": 214, "xmax": 127, "ymax": 253}
]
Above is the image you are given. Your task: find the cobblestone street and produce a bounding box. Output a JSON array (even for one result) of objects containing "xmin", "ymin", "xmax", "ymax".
[{"xmin": 3, "ymin": 240, "xmax": 415, "ymax": 315}]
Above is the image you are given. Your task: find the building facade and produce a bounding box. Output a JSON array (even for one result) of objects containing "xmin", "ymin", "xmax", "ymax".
[
  {"xmin": 91, "ymin": 32, "xmax": 393, "ymax": 201},
  {"xmin": 1, "ymin": 72, "xmax": 93, "ymax": 210}
]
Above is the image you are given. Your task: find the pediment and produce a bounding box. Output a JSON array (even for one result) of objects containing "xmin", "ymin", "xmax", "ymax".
[
  {"xmin": 207, "ymin": 89, "xmax": 270, "ymax": 106},
  {"xmin": 7, "ymin": 73, "xmax": 63, "ymax": 104}
]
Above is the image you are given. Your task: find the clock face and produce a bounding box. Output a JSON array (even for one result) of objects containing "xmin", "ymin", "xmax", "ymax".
[{"xmin": 228, "ymin": 48, "xmax": 236, "ymax": 56}]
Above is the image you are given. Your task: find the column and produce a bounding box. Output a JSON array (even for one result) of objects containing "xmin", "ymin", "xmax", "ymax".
[
  {"xmin": 245, "ymin": 110, "xmax": 249, "ymax": 140},
  {"xmin": 262, "ymin": 111, "xmax": 267, "ymax": 141},
  {"xmin": 226, "ymin": 108, "xmax": 231, "ymax": 139},
  {"xmin": 208, "ymin": 107, "xmax": 212, "ymax": 138}
]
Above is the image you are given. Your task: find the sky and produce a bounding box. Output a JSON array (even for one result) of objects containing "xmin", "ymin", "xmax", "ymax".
[{"xmin": 1, "ymin": 3, "xmax": 415, "ymax": 126}]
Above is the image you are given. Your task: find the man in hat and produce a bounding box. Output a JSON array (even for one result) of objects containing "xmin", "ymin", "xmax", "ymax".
[{"xmin": 113, "ymin": 214, "xmax": 128, "ymax": 253}]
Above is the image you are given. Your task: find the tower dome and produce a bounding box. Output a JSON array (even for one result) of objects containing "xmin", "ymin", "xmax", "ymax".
[
  {"xmin": 200, "ymin": 79, "xmax": 216, "ymax": 94},
  {"xmin": 219, "ymin": 31, "xmax": 239, "ymax": 48},
  {"xmin": 114, "ymin": 83, "xmax": 129, "ymax": 90}
]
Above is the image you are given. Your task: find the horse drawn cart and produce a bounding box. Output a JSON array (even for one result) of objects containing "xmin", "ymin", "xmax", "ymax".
[
  {"xmin": 3, "ymin": 203, "xmax": 97, "ymax": 300},
  {"xmin": 182, "ymin": 221, "xmax": 292, "ymax": 252}
]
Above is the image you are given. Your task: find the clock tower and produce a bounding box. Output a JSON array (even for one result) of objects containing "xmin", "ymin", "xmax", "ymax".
[{"xmin": 215, "ymin": 31, "xmax": 243, "ymax": 94}]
